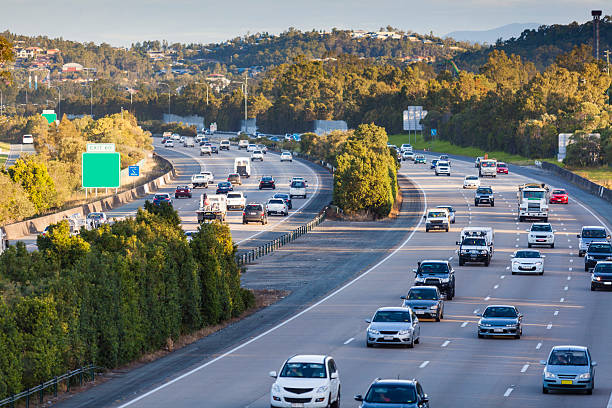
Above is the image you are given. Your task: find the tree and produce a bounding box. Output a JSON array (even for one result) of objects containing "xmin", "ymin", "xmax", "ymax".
[
  {"xmin": 0, "ymin": 172, "xmax": 36, "ymax": 224},
  {"xmin": 7, "ymin": 156, "xmax": 58, "ymax": 213},
  {"xmin": 0, "ymin": 36, "xmax": 13, "ymax": 83}
]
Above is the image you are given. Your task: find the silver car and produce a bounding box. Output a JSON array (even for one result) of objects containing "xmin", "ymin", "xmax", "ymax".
[
  {"xmin": 366, "ymin": 307, "xmax": 421, "ymax": 348},
  {"xmin": 541, "ymin": 345, "xmax": 596, "ymax": 394}
]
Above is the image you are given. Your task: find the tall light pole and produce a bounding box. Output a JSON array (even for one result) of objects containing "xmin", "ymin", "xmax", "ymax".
[
  {"xmin": 605, "ymin": 49, "xmax": 611, "ymax": 105},
  {"xmin": 159, "ymin": 82, "xmax": 171, "ymax": 115},
  {"xmin": 195, "ymin": 81, "xmax": 209, "ymax": 105},
  {"xmin": 0, "ymin": 89, "xmax": 3, "ymax": 117},
  {"xmin": 243, "ymin": 71, "xmax": 248, "ymax": 122},
  {"xmin": 87, "ymin": 83, "xmax": 93, "ymax": 117},
  {"xmin": 54, "ymin": 86, "xmax": 61, "ymax": 119}
]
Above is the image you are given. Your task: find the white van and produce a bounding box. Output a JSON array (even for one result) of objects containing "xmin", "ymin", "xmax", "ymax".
[
  {"xmin": 22, "ymin": 134, "xmax": 34, "ymax": 144},
  {"xmin": 289, "ymin": 180, "xmax": 307, "ymax": 199}
]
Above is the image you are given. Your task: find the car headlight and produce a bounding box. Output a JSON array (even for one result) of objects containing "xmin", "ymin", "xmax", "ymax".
[
  {"xmin": 577, "ymin": 372, "xmax": 591, "ymax": 380},
  {"xmin": 316, "ymin": 385, "xmax": 329, "ymax": 394},
  {"xmin": 505, "ymin": 324, "xmax": 517, "ymax": 327},
  {"xmin": 415, "ymin": 276, "xmax": 424, "ymax": 282},
  {"xmin": 479, "ymin": 323, "xmax": 491, "ymax": 327},
  {"xmin": 535, "ymin": 262, "xmax": 543, "ymax": 266},
  {"xmin": 368, "ymin": 328, "xmax": 380, "ymax": 335},
  {"xmin": 398, "ymin": 329, "xmax": 412, "ymax": 335},
  {"xmin": 272, "ymin": 383, "xmax": 281, "ymax": 393},
  {"xmin": 440, "ymin": 277, "xmax": 450, "ymax": 283},
  {"xmin": 544, "ymin": 371, "xmax": 556, "ymax": 379},
  {"xmin": 480, "ymin": 250, "xmax": 488, "ymax": 254},
  {"xmin": 430, "ymin": 305, "xmax": 438, "ymax": 310},
  {"xmin": 593, "ymin": 276, "xmax": 601, "ymax": 281}
]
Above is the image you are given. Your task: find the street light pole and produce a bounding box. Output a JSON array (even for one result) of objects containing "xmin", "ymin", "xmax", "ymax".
[
  {"xmin": 243, "ymin": 71, "xmax": 248, "ymax": 122},
  {"xmin": 89, "ymin": 84, "xmax": 93, "ymax": 117},
  {"xmin": 194, "ymin": 81, "xmax": 209, "ymax": 105},
  {"xmin": 54, "ymin": 86, "xmax": 61, "ymax": 119},
  {"xmin": 160, "ymin": 82, "xmax": 171, "ymax": 115}
]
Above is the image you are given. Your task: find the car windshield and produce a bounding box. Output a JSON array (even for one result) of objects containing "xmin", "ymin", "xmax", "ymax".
[
  {"xmin": 428, "ymin": 211, "xmax": 446, "ymax": 218},
  {"xmin": 481, "ymin": 161, "xmax": 496, "ymax": 167},
  {"xmin": 515, "ymin": 251, "xmax": 540, "ymax": 258},
  {"xmin": 583, "ymin": 229, "xmax": 606, "ymax": 238},
  {"xmin": 531, "ymin": 224, "xmax": 552, "ymax": 232},
  {"xmin": 548, "ymin": 350, "xmax": 588, "ymax": 366},
  {"xmin": 253, "ymin": 150, "xmax": 262, "ymax": 154},
  {"xmin": 437, "ymin": 206, "xmax": 454, "ymax": 212},
  {"xmin": 408, "ymin": 288, "xmax": 438, "ymax": 300},
  {"xmin": 588, "ymin": 243, "xmax": 612, "ymax": 253},
  {"xmin": 498, "ymin": 163, "xmax": 507, "ymax": 168},
  {"xmin": 463, "ymin": 238, "xmax": 486, "ymax": 246},
  {"xmin": 280, "ymin": 363, "xmax": 326, "ymax": 378},
  {"xmin": 419, "ymin": 262, "xmax": 449, "ymax": 273},
  {"xmin": 269, "ymin": 199, "xmax": 284, "ymax": 204},
  {"xmin": 466, "ymin": 176, "xmax": 478, "ymax": 180},
  {"xmin": 523, "ymin": 191, "xmax": 545, "ymax": 199},
  {"xmin": 373, "ymin": 311, "xmax": 412, "ymax": 323},
  {"xmin": 218, "ymin": 182, "xmax": 230, "ymax": 188},
  {"xmin": 365, "ymin": 385, "xmax": 417, "ymax": 404},
  {"xmin": 262, "ymin": 177, "xmax": 273, "ymax": 181},
  {"xmin": 552, "ymin": 190, "xmax": 566, "ymax": 195},
  {"xmin": 154, "ymin": 194, "xmax": 167, "ymax": 199},
  {"xmin": 274, "ymin": 194, "xmax": 288, "ymax": 199},
  {"xmin": 292, "ymin": 181, "xmax": 305, "ymax": 188},
  {"xmin": 432, "ymin": 160, "xmax": 438, "ymax": 164},
  {"xmin": 227, "ymin": 193, "xmax": 241, "ymax": 198},
  {"xmin": 483, "ymin": 307, "xmax": 517, "ymax": 318},
  {"xmin": 437, "ymin": 161, "xmax": 449, "ymax": 166},
  {"xmin": 477, "ymin": 188, "xmax": 492, "ymax": 194},
  {"xmin": 87, "ymin": 213, "xmax": 103, "ymax": 219},
  {"xmin": 594, "ymin": 264, "xmax": 612, "ymax": 273},
  {"xmin": 245, "ymin": 205, "xmax": 262, "ymax": 211}
]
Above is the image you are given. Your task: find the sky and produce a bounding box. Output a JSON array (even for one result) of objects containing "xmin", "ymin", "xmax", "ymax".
[{"xmin": 1, "ymin": 0, "xmax": 609, "ymax": 46}]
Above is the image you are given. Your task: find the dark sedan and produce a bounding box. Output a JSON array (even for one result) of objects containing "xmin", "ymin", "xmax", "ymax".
[
  {"xmin": 430, "ymin": 159, "xmax": 438, "ymax": 169},
  {"xmin": 211, "ymin": 145, "xmax": 219, "ymax": 154},
  {"xmin": 216, "ymin": 181, "xmax": 233, "ymax": 194},
  {"xmin": 259, "ymin": 176, "xmax": 276, "ymax": 190},
  {"xmin": 174, "ymin": 185, "xmax": 192, "ymax": 199},
  {"xmin": 242, "ymin": 203, "xmax": 267, "ymax": 225},
  {"xmin": 585, "ymin": 242, "xmax": 612, "ymax": 271},
  {"xmin": 152, "ymin": 193, "xmax": 172, "ymax": 206},
  {"xmin": 478, "ymin": 305, "xmax": 523, "ymax": 339},
  {"xmin": 273, "ymin": 193, "xmax": 292, "ymax": 209},
  {"xmin": 401, "ymin": 286, "xmax": 443, "ymax": 321},
  {"xmin": 355, "ymin": 379, "xmax": 429, "ymax": 408},
  {"xmin": 591, "ymin": 261, "xmax": 612, "ymax": 290}
]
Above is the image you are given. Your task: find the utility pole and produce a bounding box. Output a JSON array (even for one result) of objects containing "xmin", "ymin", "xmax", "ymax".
[
  {"xmin": 243, "ymin": 71, "xmax": 248, "ymax": 122},
  {"xmin": 605, "ymin": 50, "xmax": 611, "ymax": 104},
  {"xmin": 54, "ymin": 86, "xmax": 61, "ymax": 119},
  {"xmin": 0, "ymin": 89, "xmax": 3, "ymax": 117},
  {"xmin": 89, "ymin": 83, "xmax": 93, "ymax": 117},
  {"xmin": 160, "ymin": 82, "xmax": 171, "ymax": 115}
]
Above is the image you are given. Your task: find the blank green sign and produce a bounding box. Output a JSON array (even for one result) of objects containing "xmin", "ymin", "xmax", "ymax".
[{"xmin": 82, "ymin": 153, "xmax": 121, "ymax": 188}]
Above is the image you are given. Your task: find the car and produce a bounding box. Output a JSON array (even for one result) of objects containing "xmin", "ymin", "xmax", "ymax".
[
  {"xmin": 527, "ymin": 223, "xmax": 555, "ymax": 248},
  {"xmin": 457, "ymin": 233, "xmax": 492, "ymax": 266},
  {"xmin": 591, "ymin": 261, "xmax": 612, "ymax": 290},
  {"xmin": 429, "ymin": 159, "xmax": 438, "ymax": 169},
  {"xmin": 243, "ymin": 203, "xmax": 267, "ymax": 225},
  {"xmin": 477, "ymin": 305, "xmax": 523, "ymax": 339},
  {"xmin": 198, "ymin": 138, "xmax": 209, "ymax": 146},
  {"xmin": 400, "ymin": 143, "xmax": 413, "ymax": 153},
  {"xmin": 179, "ymin": 136, "xmax": 185, "ymax": 144},
  {"xmin": 259, "ymin": 176, "xmax": 276, "ymax": 190},
  {"xmin": 280, "ymin": 151, "xmax": 293, "ymax": 162},
  {"xmin": 436, "ymin": 205, "xmax": 455, "ymax": 223},
  {"xmin": 413, "ymin": 260, "xmax": 455, "ymax": 300},
  {"xmin": 401, "ymin": 286, "xmax": 444, "ymax": 321},
  {"xmin": 86, "ymin": 212, "xmax": 108, "ymax": 227},
  {"xmin": 290, "ymin": 180, "xmax": 307, "ymax": 199},
  {"xmin": 227, "ymin": 173, "xmax": 242, "ymax": 185},
  {"xmin": 434, "ymin": 160, "xmax": 450, "ymax": 176},
  {"xmin": 171, "ymin": 133, "xmax": 180, "ymax": 140},
  {"xmin": 184, "ymin": 230, "xmax": 197, "ymax": 242},
  {"xmin": 210, "ymin": 145, "xmax": 219, "ymax": 154},
  {"xmin": 200, "ymin": 145, "xmax": 212, "ymax": 156},
  {"xmin": 226, "ymin": 192, "xmax": 246, "ymax": 210},
  {"xmin": 414, "ymin": 155, "xmax": 426, "ymax": 164},
  {"xmin": 511, "ymin": 249, "xmax": 545, "ymax": 275},
  {"xmin": 290, "ymin": 176, "xmax": 308, "ymax": 187},
  {"xmin": 238, "ymin": 139, "xmax": 249, "ymax": 149},
  {"xmin": 496, "ymin": 162, "xmax": 509, "ymax": 174},
  {"xmin": 269, "ymin": 354, "xmax": 340, "ymax": 408},
  {"xmin": 183, "ymin": 137, "xmax": 195, "ymax": 147},
  {"xmin": 475, "ymin": 156, "xmax": 484, "ymax": 168},
  {"xmin": 463, "ymin": 175, "xmax": 480, "ymax": 189},
  {"xmin": 247, "ymin": 143, "xmax": 258, "ymax": 152},
  {"xmin": 257, "ymin": 144, "xmax": 268, "ymax": 154},
  {"xmin": 365, "ymin": 307, "xmax": 421, "ymax": 348},
  {"xmin": 273, "ymin": 193, "xmax": 293, "ymax": 209},
  {"xmin": 541, "ymin": 345, "xmax": 596, "ymax": 394},
  {"xmin": 220, "ymin": 140, "xmax": 231, "ymax": 150},
  {"xmin": 585, "ymin": 241, "xmax": 612, "ymax": 271},
  {"xmin": 22, "ymin": 134, "xmax": 34, "ymax": 144},
  {"xmin": 401, "ymin": 151, "xmax": 415, "ymax": 161},
  {"xmin": 267, "ymin": 198, "xmax": 289, "ymax": 216},
  {"xmin": 251, "ymin": 150, "xmax": 264, "ymax": 161},
  {"xmin": 191, "ymin": 174, "xmax": 208, "ymax": 188},
  {"xmin": 424, "ymin": 207, "xmax": 450, "ymax": 232},
  {"xmin": 354, "ymin": 379, "xmax": 429, "ymax": 408},
  {"xmin": 163, "ymin": 139, "xmax": 174, "ymax": 148},
  {"xmin": 438, "ymin": 154, "xmax": 450, "ymax": 164},
  {"xmin": 549, "ymin": 189, "xmax": 569, "ymax": 204},
  {"xmin": 200, "ymin": 171, "xmax": 214, "ymax": 184},
  {"xmin": 40, "ymin": 225, "xmax": 51, "ymax": 237},
  {"xmin": 577, "ymin": 226, "xmax": 611, "ymax": 257},
  {"xmin": 174, "ymin": 185, "xmax": 192, "ymax": 199},
  {"xmin": 152, "ymin": 193, "xmax": 172, "ymax": 206},
  {"xmin": 474, "ymin": 186, "xmax": 494, "ymax": 207},
  {"xmin": 215, "ymin": 181, "xmax": 233, "ymax": 194}
]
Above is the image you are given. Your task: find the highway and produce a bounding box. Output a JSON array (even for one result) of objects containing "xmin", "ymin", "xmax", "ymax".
[
  {"xmin": 12, "ymin": 138, "xmax": 332, "ymax": 252},
  {"xmin": 107, "ymin": 153, "xmax": 612, "ymax": 408}
]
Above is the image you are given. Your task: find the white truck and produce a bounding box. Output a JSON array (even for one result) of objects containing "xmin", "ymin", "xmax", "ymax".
[
  {"xmin": 191, "ymin": 174, "xmax": 209, "ymax": 188},
  {"xmin": 196, "ymin": 194, "xmax": 227, "ymax": 223},
  {"xmin": 226, "ymin": 192, "xmax": 246, "ymax": 210},
  {"xmin": 184, "ymin": 137, "xmax": 195, "ymax": 147},
  {"xmin": 234, "ymin": 157, "xmax": 251, "ymax": 178},
  {"xmin": 479, "ymin": 159, "xmax": 497, "ymax": 177},
  {"xmin": 518, "ymin": 183, "xmax": 549, "ymax": 222},
  {"xmin": 238, "ymin": 139, "xmax": 249, "ymax": 149},
  {"xmin": 456, "ymin": 227, "xmax": 494, "ymax": 266}
]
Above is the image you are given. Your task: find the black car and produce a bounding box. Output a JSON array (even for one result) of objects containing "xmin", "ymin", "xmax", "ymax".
[
  {"xmin": 242, "ymin": 203, "xmax": 267, "ymax": 225},
  {"xmin": 211, "ymin": 145, "xmax": 219, "ymax": 154},
  {"xmin": 355, "ymin": 379, "xmax": 429, "ymax": 408},
  {"xmin": 591, "ymin": 261, "xmax": 612, "ymax": 290},
  {"xmin": 585, "ymin": 242, "xmax": 612, "ymax": 271},
  {"xmin": 273, "ymin": 193, "xmax": 292, "ymax": 209},
  {"xmin": 216, "ymin": 181, "xmax": 233, "ymax": 194},
  {"xmin": 413, "ymin": 260, "xmax": 455, "ymax": 300},
  {"xmin": 474, "ymin": 187, "xmax": 494, "ymax": 207},
  {"xmin": 259, "ymin": 176, "xmax": 276, "ymax": 190},
  {"xmin": 401, "ymin": 286, "xmax": 444, "ymax": 321},
  {"xmin": 430, "ymin": 159, "xmax": 438, "ymax": 169}
]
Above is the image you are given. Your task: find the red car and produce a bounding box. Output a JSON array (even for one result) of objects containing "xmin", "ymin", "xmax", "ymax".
[
  {"xmin": 549, "ymin": 189, "xmax": 569, "ymax": 204},
  {"xmin": 174, "ymin": 185, "xmax": 192, "ymax": 199},
  {"xmin": 496, "ymin": 162, "xmax": 509, "ymax": 174}
]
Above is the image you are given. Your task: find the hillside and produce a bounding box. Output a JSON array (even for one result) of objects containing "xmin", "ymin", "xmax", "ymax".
[{"xmin": 445, "ymin": 23, "xmax": 540, "ymax": 44}]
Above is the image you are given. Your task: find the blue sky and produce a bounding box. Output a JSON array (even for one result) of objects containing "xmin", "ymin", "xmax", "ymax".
[{"xmin": 1, "ymin": 0, "xmax": 609, "ymax": 46}]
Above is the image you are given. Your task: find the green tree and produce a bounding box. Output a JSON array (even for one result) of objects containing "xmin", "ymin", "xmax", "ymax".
[{"xmin": 8, "ymin": 156, "xmax": 58, "ymax": 213}]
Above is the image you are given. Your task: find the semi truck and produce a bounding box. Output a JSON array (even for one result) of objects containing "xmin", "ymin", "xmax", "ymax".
[{"xmin": 518, "ymin": 183, "xmax": 549, "ymax": 222}]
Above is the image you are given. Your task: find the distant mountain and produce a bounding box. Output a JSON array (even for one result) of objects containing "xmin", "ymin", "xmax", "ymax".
[{"xmin": 445, "ymin": 23, "xmax": 541, "ymax": 44}]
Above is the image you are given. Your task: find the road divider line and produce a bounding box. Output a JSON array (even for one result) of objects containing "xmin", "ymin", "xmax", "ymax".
[
  {"xmin": 564, "ymin": 286, "xmax": 568, "ymax": 291},
  {"xmin": 560, "ymin": 298, "xmax": 565, "ymax": 303},
  {"xmin": 546, "ymin": 323, "xmax": 552, "ymax": 330},
  {"xmin": 567, "ymin": 276, "xmax": 571, "ymax": 280},
  {"xmin": 343, "ymin": 337, "xmax": 354, "ymax": 345},
  {"xmin": 441, "ymin": 340, "xmax": 450, "ymax": 347},
  {"xmin": 554, "ymin": 311, "xmax": 559, "ymax": 316},
  {"xmin": 419, "ymin": 361, "xmax": 430, "ymax": 369},
  {"xmin": 521, "ymin": 364, "xmax": 529, "ymax": 373},
  {"xmin": 536, "ymin": 342, "xmax": 542, "ymax": 350},
  {"xmin": 484, "ymin": 296, "xmax": 490, "ymax": 301},
  {"xmin": 500, "ymin": 275, "xmax": 505, "ymax": 279},
  {"xmin": 493, "ymin": 284, "xmax": 499, "ymax": 289},
  {"xmin": 461, "ymin": 321, "xmax": 469, "ymax": 327},
  {"xmin": 503, "ymin": 388, "xmax": 513, "ymax": 397}
]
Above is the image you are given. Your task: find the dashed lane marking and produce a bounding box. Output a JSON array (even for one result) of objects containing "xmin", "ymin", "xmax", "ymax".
[{"xmin": 419, "ymin": 361, "xmax": 430, "ymax": 369}]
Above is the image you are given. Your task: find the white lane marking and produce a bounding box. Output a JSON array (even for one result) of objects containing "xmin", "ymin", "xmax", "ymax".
[
  {"xmin": 343, "ymin": 337, "xmax": 354, "ymax": 345},
  {"xmin": 567, "ymin": 276, "xmax": 571, "ymax": 280},
  {"xmin": 461, "ymin": 321, "xmax": 469, "ymax": 327},
  {"xmin": 536, "ymin": 342, "xmax": 542, "ymax": 350},
  {"xmin": 494, "ymin": 284, "xmax": 499, "ymax": 289},
  {"xmin": 115, "ymin": 166, "xmax": 429, "ymax": 408},
  {"xmin": 516, "ymin": 238, "xmax": 519, "ymax": 241},
  {"xmin": 419, "ymin": 361, "xmax": 430, "ymax": 369},
  {"xmin": 448, "ymin": 256, "xmax": 453, "ymax": 261},
  {"xmin": 441, "ymin": 340, "xmax": 450, "ymax": 347},
  {"xmin": 506, "ymin": 266, "xmax": 510, "ymax": 270},
  {"xmin": 569, "ymin": 245, "xmax": 572, "ymax": 249},
  {"xmin": 473, "ymin": 309, "xmax": 480, "ymax": 314},
  {"xmin": 569, "ymin": 267, "xmax": 573, "ymax": 271},
  {"xmin": 546, "ymin": 323, "xmax": 552, "ymax": 330},
  {"xmin": 564, "ymin": 286, "xmax": 568, "ymax": 291},
  {"xmin": 606, "ymin": 391, "xmax": 612, "ymax": 408},
  {"xmin": 569, "ymin": 259, "xmax": 573, "ymax": 263},
  {"xmin": 521, "ymin": 364, "xmax": 529, "ymax": 373},
  {"xmin": 504, "ymin": 388, "xmax": 514, "ymax": 397},
  {"xmin": 554, "ymin": 311, "xmax": 559, "ymax": 316},
  {"xmin": 515, "ymin": 245, "xmax": 519, "ymax": 248},
  {"xmin": 500, "ymin": 275, "xmax": 505, "ymax": 279},
  {"xmin": 560, "ymin": 298, "xmax": 565, "ymax": 303},
  {"xmin": 484, "ymin": 296, "xmax": 491, "ymax": 301}
]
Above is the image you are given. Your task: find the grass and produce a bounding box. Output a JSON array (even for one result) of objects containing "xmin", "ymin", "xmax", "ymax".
[
  {"xmin": 0, "ymin": 142, "xmax": 10, "ymax": 151},
  {"xmin": 570, "ymin": 167, "xmax": 612, "ymax": 189}
]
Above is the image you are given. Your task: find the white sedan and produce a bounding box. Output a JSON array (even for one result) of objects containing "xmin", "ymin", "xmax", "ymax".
[
  {"xmin": 463, "ymin": 175, "xmax": 480, "ymax": 189},
  {"xmin": 511, "ymin": 249, "xmax": 544, "ymax": 275},
  {"xmin": 251, "ymin": 150, "xmax": 264, "ymax": 161},
  {"xmin": 280, "ymin": 152, "xmax": 293, "ymax": 162}
]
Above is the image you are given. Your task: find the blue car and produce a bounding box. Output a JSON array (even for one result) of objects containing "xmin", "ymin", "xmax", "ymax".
[
  {"xmin": 541, "ymin": 345, "xmax": 596, "ymax": 394},
  {"xmin": 355, "ymin": 379, "xmax": 429, "ymax": 408},
  {"xmin": 215, "ymin": 182, "xmax": 233, "ymax": 194},
  {"xmin": 430, "ymin": 159, "xmax": 438, "ymax": 169}
]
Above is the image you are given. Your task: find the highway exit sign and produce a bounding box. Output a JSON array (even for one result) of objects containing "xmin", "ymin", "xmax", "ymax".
[
  {"xmin": 87, "ymin": 143, "xmax": 115, "ymax": 153},
  {"xmin": 82, "ymin": 152, "xmax": 121, "ymax": 188}
]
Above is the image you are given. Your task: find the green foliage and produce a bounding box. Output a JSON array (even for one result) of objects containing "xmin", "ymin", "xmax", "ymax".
[
  {"xmin": 0, "ymin": 172, "xmax": 36, "ymax": 224},
  {"xmin": 143, "ymin": 200, "xmax": 180, "ymax": 227},
  {"xmin": 0, "ymin": 35, "xmax": 13, "ymax": 83},
  {"xmin": 7, "ymin": 156, "xmax": 58, "ymax": 213},
  {"xmin": 0, "ymin": 298, "xmax": 22, "ymax": 397}
]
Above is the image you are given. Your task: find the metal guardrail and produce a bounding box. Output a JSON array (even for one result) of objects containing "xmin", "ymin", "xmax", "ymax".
[
  {"xmin": 236, "ymin": 208, "xmax": 327, "ymax": 266},
  {"xmin": 0, "ymin": 365, "xmax": 96, "ymax": 408}
]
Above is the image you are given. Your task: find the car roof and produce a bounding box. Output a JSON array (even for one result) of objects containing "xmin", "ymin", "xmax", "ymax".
[
  {"xmin": 531, "ymin": 222, "xmax": 551, "ymax": 226},
  {"xmin": 287, "ymin": 355, "xmax": 327, "ymax": 364},
  {"xmin": 376, "ymin": 306, "xmax": 411, "ymax": 312},
  {"xmin": 372, "ymin": 379, "xmax": 417, "ymax": 386},
  {"xmin": 582, "ymin": 226, "xmax": 606, "ymax": 230},
  {"xmin": 514, "ymin": 249, "xmax": 541, "ymax": 255},
  {"xmin": 484, "ymin": 304, "xmax": 517, "ymax": 309},
  {"xmin": 420, "ymin": 259, "xmax": 448, "ymax": 264},
  {"xmin": 409, "ymin": 285, "xmax": 438, "ymax": 291},
  {"xmin": 436, "ymin": 205, "xmax": 453, "ymax": 210},
  {"xmin": 550, "ymin": 345, "xmax": 588, "ymax": 352}
]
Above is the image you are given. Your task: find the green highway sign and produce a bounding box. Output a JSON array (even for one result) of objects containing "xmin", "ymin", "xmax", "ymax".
[{"xmin": 82, "ymin": 152, "xmax": 121, "ymax": 188}]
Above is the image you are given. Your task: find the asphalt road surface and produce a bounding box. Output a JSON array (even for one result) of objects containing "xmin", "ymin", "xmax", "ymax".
[{"xmin": 107, "ymin": 153, "xmax": 612, "ymax": 408}]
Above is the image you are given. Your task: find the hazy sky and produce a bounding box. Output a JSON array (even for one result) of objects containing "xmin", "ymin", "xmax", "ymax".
[{"xmin": 1, "ymin": 0, "xmax": 609, "ymax": 46}]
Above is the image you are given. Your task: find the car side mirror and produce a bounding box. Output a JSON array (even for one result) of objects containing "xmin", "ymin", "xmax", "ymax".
[
  {"xmin": 476, "ymin": 313, "xmax": 482, "ymax": 317},
  {"xmin": 365, "ymin": 319, "xmax": 371, "ymax": 324},
  {"xmin": 354, "ymin": 395, "xmax": 364, "ymax": 402},
  {"xmin": 412, "ymin": 269, "xmax": 418, "ymax": 273},
  {"xmin": 592, "ymin": 361, "xmax": 597, "ymax": 367},
  {"xmin": 330, "ymin": 372, "xmax": 338, "ymax": 379},
  {"xmin": 400, "ymin": 295, "xmax": 406, "ymax": 300},
  {"xmin": 421, "ymin": 395, "xmax": 429, "ymax": 403},
  {"xmin": 269, "ymin": 371, "xmax": 277, "ymax": 378},
  {"xmin": 577, "ymin": 234, "xmax": 581, "ymax": 238},
  {"xmin": 540, "ymin": 360, "xmax": 547, "ymax": 365}
]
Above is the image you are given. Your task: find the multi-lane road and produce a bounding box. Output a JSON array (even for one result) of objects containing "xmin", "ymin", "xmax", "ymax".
[{"xmin": 105, "ymin": 152, "xmax": 612, "ymax": 408}]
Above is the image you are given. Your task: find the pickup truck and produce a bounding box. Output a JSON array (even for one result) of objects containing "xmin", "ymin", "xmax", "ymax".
[
  {"xmin": 226, "ymin": 192, "xmax": 246, "ymax": 210},
  {"xmin": 191, "ymin": 174, "xmax": 209, "ymax": 188},
  {"xmin": 267, "ymin": 198, "xmax": 288, "ymax": 216},
  {"xmin": 196, "ymin": 194, "xmax": 227, "ymax": 223},
  {"xmin": 200, "ymin": 145, "xmax": 212, "ymax": 156}
]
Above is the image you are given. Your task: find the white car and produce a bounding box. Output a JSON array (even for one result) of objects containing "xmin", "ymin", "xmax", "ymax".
[
  {"xmin": 258, "ymin": 144, "xmax": 268, "ymax": 154},
  {"xmin": 527, "ymin": 223, "xmax": 555, "ymax": 248},
  {"xmin": 251, "ymin": 150, "xmax": 264, "ymax": 161},
  {"xmin": 435, "ymin": 161, "xmax": 451, "ymax": 176},
  {"xmin": 184, "ymin": 138, "xmax": 195, "ymax": 147},
  {"xmin": 401, "ymin": 151, "xmax": 415, "ymax": 161},
  {"xmin": 220, "ymin": 140, "xmax": 231, "ymax": 150},
  {"xmin": 463, "ymin": 175, "xmax": 480, "ymax": 189},
  {"xmin": 511, "ymin": 249, "xmax": 545, "ymax": 275},
  {"xmin": 191, "ymin": 174, "xmax": 208, "ymax": 188},
  {"xmin": 22, "ymin": 134, "xmax": 34, "ymax": 144},
  {"xmin": 200, "ymin": 145, "xmax": 212, "ymax": 156},
  {"xmin": 290, "ymin": 180, "xmax": 307, "ymax": 198},
  {"xmin": 238, "ymin": 139, "xmax": 249, "ymax": 149},
  {"xmin": 171, "ymin": 133, "xmax": 180, "ymax": 140},
  {"xmin": 400, "ymin": 143, "xmax": 413, "ymax": 153},
  {"xmin": 179, "ymin": 136, "xmax": 185, "ymax": 144},
  {"xmin": 200, "ymin": 171, "xmax": 214, "ymax": 184},
  {"xmin": 226, "ymin": 192, "xmax": 246, "ymax": 210},
  {"xmin": 280, "ymin": 152, "xmax": 293, "ymax": 162},
  {"xmin": 269, "ymin": 355, "xmax": 340, "ymax": 408},
  {"xmin": 267, "ymin": 198, "xmax": 288, "ymax": 216},
  {"xmin": 163, "ymin": 139, "xmax": 174, "ymax": 148},
  {"xmin": 247, "ymin": 143, "xmax": 258, "ymax": 152}
]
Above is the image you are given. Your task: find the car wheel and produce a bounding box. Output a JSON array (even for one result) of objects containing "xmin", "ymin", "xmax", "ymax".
[
  {"xmin": 586, "ymin": 388, "xmax": 593, "ymax": 395},
  {"xmin": 474, "ymin": 201, "xmax": 478, "ymax": 206},
  {"xmin": 585, "ymin": 264, "xmax": 589, "ymax": 272},
  {"xmin": 435, "ymin": 313, "xmax": 440, "ymax": 322},
  {"xmin": 459, "ymin": 258, "xmax": 464, "ymax": 266},
  {"xmin": 407, "ymin": 336, "xmax": 414, "ymax": 348},
  {"xmin": 484, "ymin": 259, "xmax": 490, "ymax": 267},
  {"xmin": 267, "ymin": 212, "xmax": 271, "ymax": 216},
  {"xmin": 528, "ymin": 243, "xmax": 532, "ymax": 248},
  {"xmin": 447, "ymin": 292, "xmax": 454, "ymax": 301},
  {"xmin": 515, "ymin": 332, "xmax": 521, "ymax": 339},
  {"xmin": 491, "ymin": 202, "xmax": 495, "ymax": 207},
  {"xmin": 366, "ymin": 341, "xmax": 373, "ymax": 348},
  {"xmin": 445, "ymin": 227, "xmax": 449, "ymax": 232},
  {"xmin": 414, "ymin": 336, "xmax": 420, "ymax": 344},
  {"xmin": 551, "ymin": 243, "xmax": 554, "ymax": 248},
  {"xmin": 425, "ymin": 227, "xmax": 429, "ymax": 232},
  {"xmin": 579, "ymin": 251, "xmax": 585, "ymax": 257},
  {"xmin": 542, "ymin": 387, "xmax": 548, "ymax": 394},
  {"xmin": 333, "ymin": 390, "xmax": 340, "ymax": 408},
  {"xmin": 243, "ymin": 220, "xmax": 247, "ymax": 224},
  {"xmin": 478, "ymin": 333, "xmax": 484, "ymax": 339},
  {"xmin": 284, "ymin": 211, "xmax": 288, "ymax": 216}
]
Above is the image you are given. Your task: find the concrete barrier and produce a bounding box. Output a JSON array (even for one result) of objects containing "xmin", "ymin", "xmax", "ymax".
[
  {"xmin": 540, "ymin": 161, "xmax": 612, "ymax": 204},
  {"xmin": 2, "ymin": 154, "xmax": 176, "ymax": 240}
]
